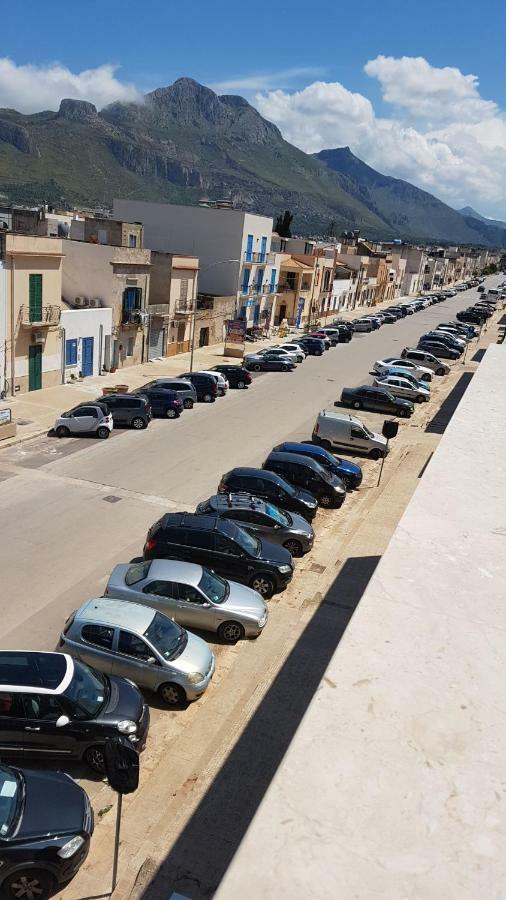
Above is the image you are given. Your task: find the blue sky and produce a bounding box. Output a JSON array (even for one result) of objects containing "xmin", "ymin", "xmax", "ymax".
[{"xmin": 2, "ymin": 0, "xmax": 506, "ymax": 215}]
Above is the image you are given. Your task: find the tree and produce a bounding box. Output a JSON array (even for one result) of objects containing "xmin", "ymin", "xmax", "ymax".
[
  {"xmin": 327, "ymin": 220, "xmax": 337, "ymax": 239},
  {"xmin": 275, "ymin": 210, "xmax": 293, "ymax": 238}
]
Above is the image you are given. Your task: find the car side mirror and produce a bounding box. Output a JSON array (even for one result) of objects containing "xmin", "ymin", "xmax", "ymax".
[
  {"xmin": 147, "ymin": 656, "xmax": 159, "ymax": 666},
  {"xmin": 56, "ymin": 715, "xmax": 70, "ymax": 728},
  {"xmin": 201, "ymin": 601, "xmax": 211, "ymax": 608}
]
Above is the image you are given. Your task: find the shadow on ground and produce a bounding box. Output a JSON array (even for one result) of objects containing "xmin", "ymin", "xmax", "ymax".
[
  {"xmin": 425, "ymin": 371, "xmax": 474, "ymax": 435},
  {"xmin": 471, "ymin": 348, "xmax": 486, "ymax": 363},
  {"xmin": 140, "ymin": 555, "xmax": 380, "ymax": 900}
]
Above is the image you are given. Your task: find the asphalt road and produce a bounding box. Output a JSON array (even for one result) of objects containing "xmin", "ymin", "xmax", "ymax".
[{"xmin": 0, "ymin": 282, "xmax": 494, "ymax": 650}]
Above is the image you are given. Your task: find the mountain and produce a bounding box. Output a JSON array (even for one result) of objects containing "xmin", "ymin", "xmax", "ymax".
[
  {"xmin": 0, "ymin": 77, "xmax": 504, "ymax": 247},
  {"xmin": 458, "ymin": 205, "xmax": 506, "ymax": 231},
  {"xmin": 315, "ymin": 147, "xmax": 506, "ymax": 248}
]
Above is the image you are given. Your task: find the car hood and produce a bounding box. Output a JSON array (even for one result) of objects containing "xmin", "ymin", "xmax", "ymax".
[
  {"xmin": 19, "ymin": 769, "xmax": 87, "ymax": 839},
  {"xmin": 295, "ymin": 488, "xmax": 318, "ymax": 509},
  {"xmin": 287, "ymin": 511, "xmax": 315, "ymax": 538},
  {"xmin": 220, "ymin": 581, "xmax": 267, "ymax": 620},
  {"xmin": 100, "ymin": 674, "xmax": 144, "ymax": 723},
  {"xmin": 337, "ymin": 459, "xmax": 362, "ymax": 477},
  {"xmin": 172, "ymin": 632, "xmax": 214, "ymax": 676},
  {"xmin": 258, "ymin": 538, "xmax": 293, "ymax": 567}
]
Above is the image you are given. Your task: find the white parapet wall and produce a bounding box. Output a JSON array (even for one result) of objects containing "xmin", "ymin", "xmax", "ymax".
[{"xmin": 215, "ymin": 342, "xmax": 506, "ymax": 900}]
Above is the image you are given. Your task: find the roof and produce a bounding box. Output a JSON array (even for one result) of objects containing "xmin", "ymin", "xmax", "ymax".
[
  {"xmin": 0, "ymin": 651, "xmax": 73, "ymax": 694},
  {"xmin": 280, "ymin": 258, "xmax": 313, "ymax": 272},
  {"xmin": 76, "ymin": 597, "xmax": 155, "ymax": 631},
  {"xmin": 265, "ymin": 451, "xmax": 323, "ymax": 472},
  {"xmin": 147, "ymin": 558, "xmax": 203, "ymax": 587}
]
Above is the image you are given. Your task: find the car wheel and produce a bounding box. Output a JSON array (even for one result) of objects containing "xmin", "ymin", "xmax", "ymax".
[
  {"xmin": 218, "ymin": 620, "xmax": 245, "ymax": 644},
  {"xmin": 399, "ymin": 408, "xmax": 410, "ymax": 418},
  {"xmin": 55, "ymin": 425, "xmax": 70, "ymax": 438},
  {"xmin": 341, "ymin": 475, "xmax": 353, "ymax": 491},
  {"xmin": 203, "ymin": 393, "xmax": 213, "ymax": 403},
  {"xmin": 436, "ymin": 367, "xmax": 446, "ymax": 375},
  {"xmin": 84, "ymin": 745, "xmax": 105, "ymax": 773},
  {"xmin": 421, "ymin": 373, "xmax": 431, "ymax": 382},
  {"xmin": 369, "ymin": 448, "xmax": 383, "ymax": 460},
  {"xmin": 318, "ymin": 438, "xmax": 332, "ymax": 451},
  {"xmin": 97, "ymin": 426, "xmax": 110, "ymax": 439},
  {"xmin": 132, "ymin": 416, "xmax": 146, "ymax": 429},
  {"xmin": 165, "ymin": 407, "xmax": 177, "ymax": 418},
  {"xmin": 4, "ymin": 869, "xmax": 55, "ymax": 900},
  {"xmin": 158, "ymin": 682, "xmax": 186, "ymax": 706},
  {"xmin": 319, "ymin": 493, "xmax": 334, "ymax": 508},
  {"xmin": 353, "ymin": 400, "xmax": 362, "ymax": 410},
  {"xmin": 237, "ymin": 380, "xmax": 245, "ymax": 389},
  {"xmin": 253, "ymin": 364, "xmax": 262, "ymax": 371},
  {"xmin": 415, "ymin": 395, "xmax": 425, "ymax": 403},
  {"xmin": 281, "ymin": 364, "xmax": 288, "ymax": 371},
  {"xmin": 316, "ymin": 350, "xmax": 323, "ymax": 356},
  {"xmin": 183, "ymin": 398, "xmax": 194, "ymax": 409},
  {"xmin": 283, "ymin": 538, "xmax": 303, "ymax": 557},
  {"xmin": 249, "ymin": 573, "xmax": 275, "ymax": 599}
]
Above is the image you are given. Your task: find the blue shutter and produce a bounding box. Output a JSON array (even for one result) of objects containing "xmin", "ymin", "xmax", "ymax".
[
  {"xmin": 241, "ymin": 268, "xmax": 251, "ymax": 294},
  {"xmin": 270, "ymin": 268, "xmax": 277, "ymax": 292},
  {"xmin": 260, "ymin": 237, "xmax": 267, "ymax": 262},
  {"xmin": 65, "ymin": 339, "xmax": 78, "ymax": 366},
  {"xmin": 256, "ymin": 268, "xmax": 264, "ymax": 292},
  {"xmin": 245, "ymin": 234, "xmax": 253, "ymax": 262}
]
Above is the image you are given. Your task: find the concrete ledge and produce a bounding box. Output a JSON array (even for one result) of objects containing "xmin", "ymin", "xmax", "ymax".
[{"xmin": 215, "ymin": 343, "xmax": 506, "ymax": 900}]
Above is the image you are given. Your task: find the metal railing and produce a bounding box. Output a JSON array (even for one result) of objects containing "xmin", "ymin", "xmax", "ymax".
[
  {"xmin": 121, "ymin": 308, "xmax": 145, "ymax": 326},
  {"xmin": 20, "ymin": 305, "xmax": 61, "ymax": 326},
  {"xmin": 148, "ymin": 303, "xmax": 171, "ymax": 318},
  {"xmin": 243, "ymin": 251, "xmax": 276, "ymax": 264}
]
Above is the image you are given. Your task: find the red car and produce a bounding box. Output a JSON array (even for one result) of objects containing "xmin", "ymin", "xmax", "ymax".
[{"xmin": 309, "ymin": 331, "xmax": 331, "ymax": 348}]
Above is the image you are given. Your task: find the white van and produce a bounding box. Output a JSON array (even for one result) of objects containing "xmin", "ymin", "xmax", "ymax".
[{"xmin": 312, "ymin": 410, "xmax": 388, "ymax": 460}]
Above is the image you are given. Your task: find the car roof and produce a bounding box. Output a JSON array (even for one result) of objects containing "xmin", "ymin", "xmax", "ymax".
[
  {"xmin": 0, "ymin": 651, "xmax": 73, "ymax": 694},
  {"xmin": 317, "ymin": 409, "xmax": 362, "ymax": 426},
  {"xmin": 159, "ymin": 511, "xmax": 235, "ymax": 536},
  {"xmin": 206, "ymin": 492, "xmax": 267, "ymax": 512},
  {"xmin": 70, "ymin": 402, "xmax": 106, "ymax": 413},
  {"xmin": 98, "ymin": 393, "xmax": 141, "ymax": 401},
  {"xmin": 224, "ymin": 466, "xmax": 283, "ymax": 483},
  {"xmin": 76, "ymin": 597, "xmax": 156, "ymax": 631},
  {"xmin": 266, "ymin": 451, "xmax": 323, "ymax": 471},
  {"xmin": 133, "ymin": 558, "xmax": 203, "ymax": 586}
]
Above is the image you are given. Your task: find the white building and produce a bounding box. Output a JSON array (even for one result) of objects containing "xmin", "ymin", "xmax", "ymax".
[
  {"xmin": 60, "ymin": 306, "xmax": 112, "ymax": 379},
  {"xmin": 113, "ymin": 200, "xmax": 279, "ymax": 328}
]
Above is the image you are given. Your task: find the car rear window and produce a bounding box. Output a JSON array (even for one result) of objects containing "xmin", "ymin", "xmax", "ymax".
[{"xmin": 125, "ymin": 561, "xmax": 152, "ymax": 586}]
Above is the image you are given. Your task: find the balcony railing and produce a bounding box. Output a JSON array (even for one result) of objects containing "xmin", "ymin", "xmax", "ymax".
[
  {"xmin": 243, "ymin": 251, "xmax": 276, "ymax": 264},
  {"xmin": 20, "ymin": 305, "xmax": 61, "ymax": 327},
  {"xmin": 121, "ymin": 308, "xmax": 145, "ymax": 326},
  {"xmin": 148, "ymin": 303, "xmax": 171, "ymax": 319}
]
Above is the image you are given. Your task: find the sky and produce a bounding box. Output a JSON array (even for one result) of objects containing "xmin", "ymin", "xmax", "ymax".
[{"xmin": 2, "ymin": 0, "xmax": 506, "ymax": 217}]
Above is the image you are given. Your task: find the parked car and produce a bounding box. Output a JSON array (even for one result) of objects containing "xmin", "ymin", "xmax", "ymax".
[
  {"xmin": 420, "ymin": 332, "xmax": 464, "ymax": 353},
  {"xmin": 277, "ymin": 343, "xmax": 306, "ymax": 361},
  {"xmin": 88, "ymin": 393, "xmax": 151, "ymax": 429},
  {"xmin": 400, "ymin": 348, "xmax": 450, "ymax": 374},
  {"xmin": 389, "ymin": 306, "xmax": 408, "ymax": 317},
  {"xmin": 312, "ymin": 410, "xmax": 389, "ymax": 459},
  {"xmin": 263, "ymin": 452, "xmax": 346, "ymax": 508},
  {"xmin": 456, "ymin": 310, "xmax": 485, "ymax": 326},
  {"xmin": 373, "ymin": 357, "xmax": 433, "ymax": 381},
  {"xmin": 320, "ymin": 326, "xmax": 351, "ymax": 344},
  {"xmin": 143, "ymin": 512, "xmax": 293, "ymax": 598},
  {"xmin": 138, "ymin": 378, "xmax": 197, "ymax": 409},
  {"xmin": 211, "ymin": 365, "xmax": 252, "ymax": 389},
  {"xmin": 309, "ymin": 332, "xmax": 331, "ymax": 348},
  {"xmin": 353, "ymin": 319, "xmax": 373, "ymax": 332},
  {"xmin": 0, "ymin": 651, "xmax": 149, "ymax": 772},
  {"xmin": 60, "ymin": 598, "xmax": 214, "ymax": 706},
  {"xmin": 477, "ymin": 285, "xmax": 485, "ymax": 292},
  {"xmin": 417, "ymin": 340, "xmax": 460, "ymax": 360},
  {"xmin": 54, "ymin": 404, "xmax": 113, "ymax": 439},
  {"xmin": 438, "ymin": 322, "xmax": 477, "ymax": 338},
  {"xmin": 0, "ymin": 763, "xmax": 93, "ymax": 900},
  {"xmin": 331, "ymin": 319, "xmax": 354, "ymax": 334},
  {"xmin": 361, "ymin": 317, "xmax": 381, "ymax": 330},
  {"xmin": 133, "ymin": 386, "xmax": 183, "ymax": 418},
  {"xmin": 196, "ymin": 493, "xmax": 314, "ymax": 556},
  {"xmin": 375, "ymin": 374, "xmax": 430, "ymax": 403},
  {"xmin": 244, "ymin": 352, "xmax": 295, "ymax": 372},
  {"xmin": 381, "ymin": 312, "xmax": 398, "ymax": 324},
  {"xmin": 435, "ymin": 326, "xmax": 471, "ymax": 344},
  {"xmin": 178, "ymin": 372, "xmax": 219, "ymax": 402},
  {"xmin": 297, "ymin": 336, "xmax": 326, "ymax": 355},
  {"xmin": 272, "ymin": 441, "xmax": 363, "ymax": 490},
  {"xmin": 259, "ymin": 347, "xmax": 299, "ymax": 364},
  {"xmin": 197, "ymin": 370, "xmax": 229, "ymax": 395},
  {"xmin": 310, "ymin": 330, "xmax": 338, "ymax": 347},
  {"xmin": 340, "ymin": 385, "xmax": 414, "ymax": 418},
  {"xmin": 218, "ymin": 467, "xmax": 318, "ymax": 522},
  {"xmin": 106, "ymin": 559, "xmax": 267, "ymax": 644}
]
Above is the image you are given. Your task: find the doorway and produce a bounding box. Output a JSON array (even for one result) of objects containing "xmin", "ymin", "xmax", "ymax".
[
  {"xmin": 176, "ymin": 321, "xmax": 186, "ymax": 353},
  {"xmin": 81, "ymin": 337, "xmax": 94, "ymax": 377},
  {"xmin": 199, "ymin": 327, "xmax": 209, "ymax": 348},
  {"xmin": 28, "ymin": 345, "xmax": 42, "ymax": 391}
]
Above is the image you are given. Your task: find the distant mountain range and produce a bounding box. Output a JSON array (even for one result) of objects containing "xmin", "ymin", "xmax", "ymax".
[
  {"xmin": 458, "ymin": 205, "xmax": 506, "ymax": 232},
  {"xmin": 0, "ymin": 76, "xmax": 504, "ymax": 248}
]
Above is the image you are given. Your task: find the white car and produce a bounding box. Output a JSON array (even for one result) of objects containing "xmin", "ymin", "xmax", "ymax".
[
  {"xmin": 434, "ymin": 327, "xmax": 467, "ymax": 347},
  {"xmin": 276, "ymin": 343, "xmax": 306, "ymax": 362},
  {"xmin": 374, "ymin": 357, "xmax": 433, "ymax": 382},
  {"xmin": 198, "ymin": 371, "xmax": 229, "ymax": 395},
  {"xmin": 259, "ymin": 347, "xmax": 299, "ymax": 364},
  {"xmin": 375, "ymin": 374, "xmax": 430, "ymax": 403}
]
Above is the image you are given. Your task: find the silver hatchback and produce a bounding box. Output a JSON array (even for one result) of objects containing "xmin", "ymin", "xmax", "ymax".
[
  {"xmin": 60, "ymin": 597, "xmax": 215, "ymax": 706},
  {"xmin": 105, "ymin": 559, "xmax": 268, "ymax": 644}
]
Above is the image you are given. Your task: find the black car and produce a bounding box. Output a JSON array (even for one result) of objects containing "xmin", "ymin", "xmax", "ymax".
[
  {"xmin": 262, "ymin": 452, "xmax": 346, "ymax": 508},
  {"xmin": 244, "ymin": 352, "xmax": 295, "ymax": 372},
  {"xmin": 272, "ymin": 441, "xmax": 363, "ymax": 490},
  {"xmin": 334, "ymin": 325, "xmax": 353, "ymax": 342},
  {"xmin": 340, "ymin": 385, "xmax": 414, "ymax": 418},
  {"xmin": 297, "ymin": 337, "xmax": 325, "ymax": 355},
  {"xmin": 456, "ymin": 309, "xmax": 485, "ymax": 325},
  {"xmin": 389, "ymin": 306, "xmax": 408, "ymax": 317},
  {"xmin": 420, "ymin": 332, "xmax": 463, "ymax": 353},
  {"xmin": 417, "ymin": 341, "xmax": 460, "ymax": 360},
  {"xmin": 177, "ymin": 372, "xmax": 218, "ymax": 402},
  {"xmin": 211, "ymin": 365, "xmax": 252, "ymax": 389},
  {"xmin": 0, "ymin": 651, "xmax": 149, "ymax": 773},
  {"xmin": 381, "ymin": 313, "xmax": 397, "ymax": 324},
  {"xmin": 143, "ymin": 512, "xmax": 293, "ymax": 598},
  {"xmin": 332, "ymin": 319, "xmax": 355, "ymax": 333},
  {"xmin": 0, "ymin": 764, "xmax": 93, "ymax": 900},
  {"xmin": 90, "ymin": 393, "xmax": 151, "ymax": 429},
  {"xmin": 218, "ymin": 467, "xmax": 318, "ymax": 522},
  {"xmin": 133, "ymin": 387, "xmax": 183, "ymax": 418}
]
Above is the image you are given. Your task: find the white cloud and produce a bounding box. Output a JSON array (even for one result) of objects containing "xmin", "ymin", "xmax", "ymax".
[
  {"xmin": 254, "ymin": 55, "xmax": 506, "ymax": 218},
  {"xmin": 209, "ymin": 67, "xmax": 325, "ymax": 94},
  {"xmin": 0, "ymin": 58, "xmax": 141, "ymax": 113}
]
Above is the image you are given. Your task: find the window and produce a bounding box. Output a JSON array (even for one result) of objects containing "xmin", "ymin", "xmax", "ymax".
[
  {"xmin": 351, "ymin": 425, "xmax": 365, "ymax": 439},
  {"xmin": 118, "ymin": 631, "xmax": 152, "ymax": 661},
  {"xmin": 177, "ymin": 584, "xmax": 205, "ymax": 604},
  {"xmin": 179, "ymin": 279, "xmax": 189, "ymax": 306},
  {"xmin": 0, "ymin": 693, "xmax": 23, "ymax": 717},
  {"xmin": 143, "ymin": 580, "xmax": 179, "ymax": 599},
  {"xmin": 123, "ymin": 287, "xmax": 142, "ymax": 313},
  {"xmin": 127, "ymin": 337, "xmax": 135, "ymax": 357},
  {"xmin": 81, "ymin": 624, "xmax": 114, "ymax": 650},
  {"xmin": 125, "ymin": 561, "xmax": 151, "ymax": 586},
  {"xmin": 214, "ymin": 534, "xmax": 239, "ymax": 556},
  {"xmin": 29, "ymin": 274, "xmax": 42, "ymax": 323},
  {"xmin": 65, "ymin": 339, "xmax": 78, "ymax": 367},
  {"xmin": 22, "ymin": 693, "xmax": 66, "ymax": 721},
  {"xmin": 128, "ymin": 233, "xmax": 137, "ymax": 248},
  {"xmin": 186, "ymin": 531, "xmax": 214, "ymax": 551}
]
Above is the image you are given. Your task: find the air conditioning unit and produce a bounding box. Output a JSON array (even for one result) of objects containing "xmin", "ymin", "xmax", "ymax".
[
  {"xmin": 74, "ymin": 296, "xmax": 88, "ymax": 308},
  {"xmin": 88, "ymin": 298, "xmax": 101, "ymax": 308},
  {"xmin": 33, "ymin": 331, "xmax": 45, "ymax": 344}
]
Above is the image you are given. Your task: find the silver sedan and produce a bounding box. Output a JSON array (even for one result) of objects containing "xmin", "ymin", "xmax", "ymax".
[{"xmin": 105, "ymin": 559, "xmax": 268, "ymax": 644}]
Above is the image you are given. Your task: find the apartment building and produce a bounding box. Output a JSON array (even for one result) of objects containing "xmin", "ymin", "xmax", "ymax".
[{"xmin": 276, "ymin": 255, "xmax": 316, "ymax": 326}]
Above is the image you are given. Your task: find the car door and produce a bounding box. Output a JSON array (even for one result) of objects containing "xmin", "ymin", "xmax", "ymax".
[
  {"xmin": 20, "ymin": 692, "xmax": 82, "ymax": 758},
  {"xmin": 212, "ymin": 532, "xmax": 249, "ymax": 583},
  {"xmin": 111, "ymin": 630, "xmax": 160, "ymax": 691},
  {"xmin": 0, "ymin": 692, "xmax": 26, "ymax": 754},
  {"xmin": 141, "ymin": 579, "xmax": 180, "ymax": 618},
  {"xmin": 75, "ymin": 623, "xmax": 115, "ymax": 674},
  {"xmin": 174, "ymin": 582, "xmax": 217, "ymax": 631},
  {"xmin": 227, "ymin": 508, "xmax": 270, "ymax": 542},
  {"xmin": 349, "ymin": 423, "xmax": 370, "ymax": 452},
  {"xmin": 70, "ymin": 406, "xmax": 96, "ymax": 434}
]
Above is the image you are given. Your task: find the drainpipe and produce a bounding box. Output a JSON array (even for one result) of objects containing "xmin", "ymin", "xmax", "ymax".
[
  {"xmin": 9, "ymin": 253, "xmax": 15, "ymax": 397},
  {"xmin": 60, "ymin": 326, "xmax": 66, "ymax": 384},
  {"xmin": 98, "ymin": 324, "xmax": 103, "ymax": 374}
]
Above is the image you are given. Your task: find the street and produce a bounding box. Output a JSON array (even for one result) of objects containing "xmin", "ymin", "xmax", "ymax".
[{"xmin": 0, "ymin": 281, "xmax": 499, "ymax": 899}]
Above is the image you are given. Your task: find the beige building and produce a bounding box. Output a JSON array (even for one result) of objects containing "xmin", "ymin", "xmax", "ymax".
[
  {"xmin": 276, "ymin": 255, "xmax": 316, "ymax": 326},
  {"xmin": 0, "ymin": 233, "xmax": 63, "ymax": 394},
  {"xmin": 149, "ymin": 252, "xmax": 199, "ymax": 356}
]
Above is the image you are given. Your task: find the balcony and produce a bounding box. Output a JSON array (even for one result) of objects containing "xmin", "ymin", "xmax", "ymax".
[
  {"xmin": 20, "ymin": 305, "xmax": 61, "ymax": 327},
  {"xmin": 174, "ymin": 301, "xmax": 193, "ymax": 316},
  {"xmin": 148, "ymin": 303, "xmax": 171, "ymax": 320},
  {"xmin": 277, "ymin": 282, "xmax": 297, "ymax": 293},
  {"xmin": 121, "ymin": 308, "xmax": 145, "ymax": 326},
  {"xmin": 243, "ymin": 251, "xmax": 276, "ymax": 264}
]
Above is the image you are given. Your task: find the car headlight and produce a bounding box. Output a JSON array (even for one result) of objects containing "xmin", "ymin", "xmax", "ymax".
[
  {"xmin": 277, "ymin": 565, "xmax": 292, "ymax": 574},
  {"xmin": 117, "ymin": 720, "xmax": 137, "ymax": 735},
  {"xmin": 58, "ymin": 835, "xmax": 85, "ymax": 859},
  {"xmin": 187, "ymin": 672, "xmax": 205, "ymax": 685},
  {"xmin": 258, "ymin": 611, "xmax": 268, "ymax": 627}
]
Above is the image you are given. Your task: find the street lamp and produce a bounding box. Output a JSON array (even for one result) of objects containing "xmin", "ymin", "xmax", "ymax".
[{"xmin": 189, "ymin": 258, "xmax": 240, "ymax": 372}]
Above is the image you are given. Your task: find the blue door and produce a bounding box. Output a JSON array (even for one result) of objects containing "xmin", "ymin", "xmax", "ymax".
[
  {"xmin": 82, "ymin": 337, "xmax": 94, "ymax": 377},
  {"xmin": 260, "ymin": 237, "xmax": 267, "ymax": 262},
  {"xmin": 256, "ymin": 268, "xmax": 264, "ymax": 293},
  {"xmin": 241, "ymin": 268, "xmax": 251, "ymax": 294},
  {"xmin": 253, "ymin": 304, "xmax": 260, "ymax": 324},
  {"xmin": 245, "ymin": 234, "xmax": 253, "ymax": 262},
  {"xmin": 270, "ymin": 268, "xmax": 277, "ymax": 293}
]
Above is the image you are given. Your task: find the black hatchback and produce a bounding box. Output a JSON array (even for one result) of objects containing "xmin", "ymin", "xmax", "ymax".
[
  {"xmin": 133, "ymin": 387, "xmax": 183, "ymax": 418},
  {"xmin": 177, "ymin": 372, "xmax": 218, "ymax": 402},
  {"xmin": 0, "ymin": 651, "xmax": 149, "ymax": 773},
  {"xmin": 218, "ymin": 467, "xmax": 318, "ymax": 522},
  {"xmin": 90, "ymin": 394, "xmax": 151, "ymax": 429},
  {"xmin": 0, "ymin": 764, "xmax": 93, "ymax": 900},
  {"xmin": 211, "ymin": 365, "xmax": 252, "ymax": 389},
  {"xmin": 143, "ymin": 512, "xmax": 293, "ymax": 598},
  {"xmin": 297, "ymin": 337, "xmax": 325, "ymax": 356},
  {"xmin": 263, "ymin": 452, "xmax": 346, "ymax": 508}
]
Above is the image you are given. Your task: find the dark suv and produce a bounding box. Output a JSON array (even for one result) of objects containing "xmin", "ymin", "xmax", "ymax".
[
  {"xmin": 90, "ymin": 394, "xmax": 151, "ymax": 429},
  {"xmin": 218, "ymin": 468, "xmax": 318, "ymax": 522},
  {"xmin": 262, "ymin": 452, "xmax": 346, "ymax": 508},
  {"xmin": 133, "ymin": 387, "xmax": 183, "ymax": 418},
  {"xmin": 340, "ymin": 385, "xmax": 414, "ymax": 417},
  {"xmin": 143, "ymin": 512, "xmax": 293, "ymax": 598},
  {"xmin": 297, "ymin": 336, "xmax": 325, "ymax": 356},
  {"xmin": 178, "ymin": 372, "xmax": 218, "ymax": 402},
  {"xmin": 211, "ymin": 365, "xmax": 252, "ymax": 389},
  {"xmin": 137, "ymin": 379, "xmax": 197, "ymax": 409},
  {"xmin": 0, "ymin": 651, "xmax": 149, "ymax": 773}
]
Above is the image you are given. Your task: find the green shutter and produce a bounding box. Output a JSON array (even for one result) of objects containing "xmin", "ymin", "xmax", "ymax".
[{"xmin": 29, "ymin": 274, "xmax": 43, "ymax": 323}]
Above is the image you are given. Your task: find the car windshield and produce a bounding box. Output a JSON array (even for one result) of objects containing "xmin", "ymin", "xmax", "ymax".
[
  {"xmin": 264, "ymin": 503, "xmax": 290, "ymax": 526},
  {"xmin": 64, "ymin": 660, "xmax": 107, "ymax": 718},
  {"xmin": 0, "ymin": 767, "xmax": 21, "ymax": 837},
  {"xmin": 125, "ymin": 561, "xmax": 152, "ymax": 586},
  {"xmin": 199, "ymin": 569, "xmax": 229, "ymax": 604},
  {"xmin": 362, "ymin": 423, "xmax": 375, "ymax": 439},
  {"xmin": 234, "ymin": 525, "xmax": 261, "ymax": 557},
  {"xmin": 144, "ymin": 613, "xmax": 185, "ymax": 660}
]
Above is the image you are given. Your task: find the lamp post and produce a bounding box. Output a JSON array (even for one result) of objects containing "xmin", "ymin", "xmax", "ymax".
[{"xmin": 188, "ymin": 258, "xmax": 240, "ymax": 372}]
